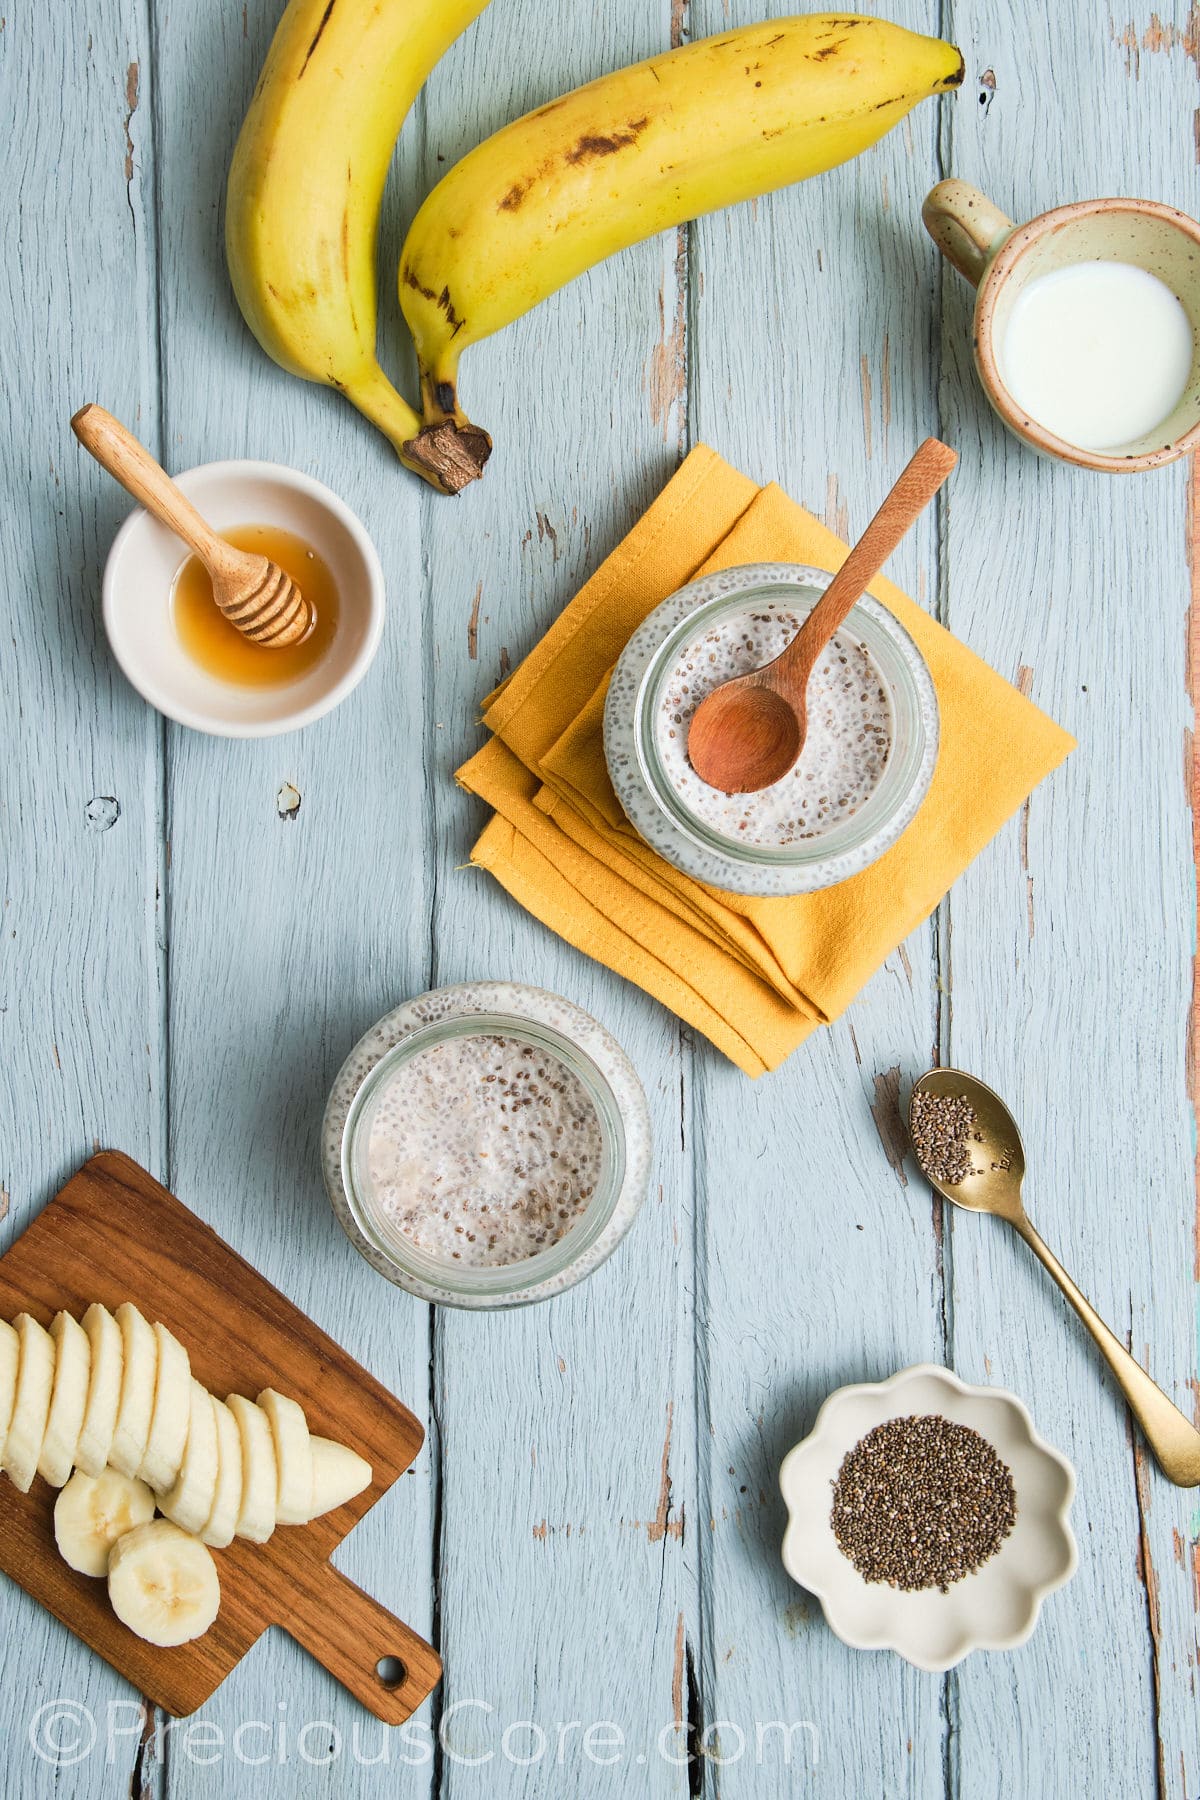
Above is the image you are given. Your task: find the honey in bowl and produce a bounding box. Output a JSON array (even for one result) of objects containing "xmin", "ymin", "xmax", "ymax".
[{"xmin": 172, "ymin": 524, "xmax": 339, "ymax": 686}]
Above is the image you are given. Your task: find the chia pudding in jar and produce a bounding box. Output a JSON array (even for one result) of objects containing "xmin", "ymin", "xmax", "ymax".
[
  {"xmin": 322, "ymin": 982, "xmax": 651, "ymax": 1308},
  {"xmin": 604, "ymin": 562, "xmax": 939, "ymax": 897},
  {"xmin": 365, "ymin": 1032, "xmax": 603, "ymax": 1267},
  {"xmin": 655, "ymin": 608, "xmax": 894, "ymax": 846}
]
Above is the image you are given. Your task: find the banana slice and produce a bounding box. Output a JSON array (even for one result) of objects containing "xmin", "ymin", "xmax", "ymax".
[
  {"xmin": 138, "ymin": 1322, "xmax": 190, "ymax": 1492},
  {"xmin": 107, "ymin": 1519, "xmax": 221, "ymax": 1647},
  {"xmin": 76, "ymin": 1304, "xmax": 123, "ymax": 1478},
  {"xmin": 3, "ymin": 1314, "xmax": 56, "ymax": 1492},
  {"xmin": 109, "ymin": 1304, "xmax": 158, "ymax": 1479},
  {"xmin": 0, "ymin": 1318, "xmax": 19, "ymax": 1467},
  {"xmin": 54, "ymin": 1467, "xmax": 156, "ymax": 1577},
  {"xmin": 226, "ymin": 1394, "xmax": 276, "ymax": 1544},
  {"xmin": 38, "ymin": 1311, "xmax": 92, "ymax": 1488},
  {"xmin": 308, "ymin": 1435, "xmax": 372, "ymax": 1519},
  {"xmin": 160, "ymin": 1382, "xmax": 219, "ymax": 1534},
  {"xmin": 201, "ymin": 1397, "xmax": 243, "ymax": 1549},
  {"xmin": 257, "ymin": 1388, "xmax": 312, "ymax": 1526}
]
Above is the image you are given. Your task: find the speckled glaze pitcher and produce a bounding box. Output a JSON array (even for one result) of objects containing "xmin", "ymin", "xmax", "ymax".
[{"xmin": 922, "ymin": 179, "xmax": 1200, "ymax": 472}]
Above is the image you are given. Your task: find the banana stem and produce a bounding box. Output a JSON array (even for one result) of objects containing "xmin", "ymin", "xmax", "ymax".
[
  {"xmin": 343, "ymin": 361, "xmax": 491, "ymax": 496},
  {"xmin": 406, "ymin": 418, "xmax": 493, "ymax": 495},
  {"xmin": 419, "ymin": 360, "xmax": 467, "ymax": 428},
  {"xmin": 413, "ymin": 355, "xmax": 492, "ymax": 494},
  {"xmin": 341, "ymin": 362, "xmax": 424, "ymax": 454}
]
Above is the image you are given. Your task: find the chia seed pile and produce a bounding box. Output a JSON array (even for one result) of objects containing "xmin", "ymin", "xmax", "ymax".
[
  {"xmin": 655, "ymin": 602, "xmax": 893, "ymax": 844},
  {"xmin": 831, "ymin": 1414, "xmax": 1017, "ymax": 1592},
  {"xmin": 366, "ymin": 1033, "xmax": 604, "ymax": 1268},
  {"xmin": 909, "ymin": 1089, "xmax": 984, "ymax": 1185}
]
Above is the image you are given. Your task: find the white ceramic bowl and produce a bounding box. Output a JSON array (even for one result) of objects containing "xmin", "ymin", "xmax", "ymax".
[
  {"xmin": 779, "ymin": 1364, "xmax": 1076, "ymax": 1671},
  {"xmin": 102, "ymin": 460, "xmax": 385, "ymax": 737}
]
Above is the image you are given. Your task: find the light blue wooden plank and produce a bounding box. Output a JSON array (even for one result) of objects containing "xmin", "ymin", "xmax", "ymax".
[
  {"xmin": 4, "ymin": 0, "xmax": 1196, "ymax": 1794},
  {"xmin": 939, "ymin": 3, "xmax": 1199, "ymax": 1795},
  {"xmin": 139, "ymin": 1, "xmax": 438, "ymax": 1787},
  {"xmin": 413, "ymin": 3, "xmax": 701, "ymax": 1794},
  {"xmin": 685, "ymin": 2, "xmax": 950, "ymax": 1793},
  {"xmin": 0, "ymin": 0, "xmax": 169, "ymax": 1792}
]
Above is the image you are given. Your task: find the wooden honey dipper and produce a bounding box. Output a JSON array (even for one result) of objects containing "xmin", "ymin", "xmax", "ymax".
[{"xmin": 71, "ymin": 405, "xmax": 312, "ymax": 647}]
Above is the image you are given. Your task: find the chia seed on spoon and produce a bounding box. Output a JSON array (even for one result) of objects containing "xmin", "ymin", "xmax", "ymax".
[{"xmin": 909, "ymin": 1089, "xmax": 984, "ymax": 1186}]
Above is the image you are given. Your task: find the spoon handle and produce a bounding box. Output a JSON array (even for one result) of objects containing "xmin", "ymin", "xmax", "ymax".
[
  {"xmin": 71, "ymin": 405, "xmax": 223, "ymax": 564},
  {"xmin": 1014, "ymin": 1213, "xmax": 1200, "ymax": 1486},
  {"xmin": 786, "ymin": 437, "xmax": 957, "ymax": 680}
]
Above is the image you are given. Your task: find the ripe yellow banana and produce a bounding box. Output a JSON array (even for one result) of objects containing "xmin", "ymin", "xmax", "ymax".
[
  {"xmin": 400, "ymin": 15, "xmax": 963, "ymax": 452},
  {"xmin": 226, "ymin": 0, "xmax": 493, "ymax": 494}
]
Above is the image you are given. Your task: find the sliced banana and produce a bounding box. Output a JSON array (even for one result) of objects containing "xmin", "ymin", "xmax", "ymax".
[
  {"xmin": 3, "ymin": 1314, "xmax": 56, "ymax": 1492},
  {"xmin": 54, "ymin": 1466, "xmax": 156, "ymax": 1577},
  {"xmin": 1, "ymin": 1300, "xmax": 372, "ymax": 1536},
  {"xmin": 0, "ymin": 1318, "xmax": 19, "ymax": 1467},
  {"xmin": 160, "ymin": 1382, "xmax": 219, "ymax": 1534},
  {"xmin": 308, "ymin": 1435, "xmax": 373, "ymax": 1519},
  {"xmin": 257, "ymin": 1388, "xmax": 312, "ymax": 1526},
  {"xmin": 226, "ymin": 1394, "xmax": 276, "ymax": 1544},
  {"xmin": 39, "ymin": 1311, "xmax": 92, "ymax": 1488},
  {"xmin": 201, "ymin": 1397, "xmax": 243, "ymax": 1549},
  {"xmin": 76, "ymin": 1304, "xmax": 123, "ymax": 1478},
  {"xmin": 109, "ymin": 1304, "xmax": 158, "ymax": 1479},
  {"xmin": 138, "ymin": 1322, "xmax": 190, "ymax": 1492},
  {"xmin": 107, "ymin": 1519, "xmax": 221, "ymax": 1647}
]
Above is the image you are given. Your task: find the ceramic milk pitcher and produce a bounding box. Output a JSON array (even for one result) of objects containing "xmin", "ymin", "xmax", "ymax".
[{"xmin": 923, "ymin": 179, "xmax": 1200, "ymax": 472}]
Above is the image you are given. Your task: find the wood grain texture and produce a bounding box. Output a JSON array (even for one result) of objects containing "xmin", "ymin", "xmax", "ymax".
[
  {"xmin": 142, "ymin": 0, "xmax": 441, "ymax": 1784},
  {"xmin": 2, "ymin": 0, "xmax": 1198, "ymax": 1791},
  {"xmin": 685, "ymin": 4, "xmax": 951, "ymax": 1790},
  {"xmin": 939, "ymin": 5, "xmax": 1199, "ymax": 1796},
  {"xmin": 415, "ymin": 5, "xmax": 701, "ymax": 1794},
  {"xmin": 0, "ymin": 0, "xmax": 174, "ymax": 1791},
  {"xmin": 0, "ymin": 1153, "xmax": 436, "ymax": 1722}
]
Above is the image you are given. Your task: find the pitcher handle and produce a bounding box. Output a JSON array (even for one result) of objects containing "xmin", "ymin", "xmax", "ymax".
[{"xmin": 922, "ymin": 180, "xmax": 1015, "ymax": 287}]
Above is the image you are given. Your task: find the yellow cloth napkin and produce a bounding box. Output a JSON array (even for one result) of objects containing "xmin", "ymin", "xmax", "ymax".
[{"xmin": 457, "ymin": 446, "xmax": 1074, "ymax": 1076}]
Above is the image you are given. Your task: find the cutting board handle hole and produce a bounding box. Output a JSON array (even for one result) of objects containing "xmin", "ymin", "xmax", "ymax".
[{"xmin": 376, "ymin": 1655, "xmax": 408, "ymax": 1689}]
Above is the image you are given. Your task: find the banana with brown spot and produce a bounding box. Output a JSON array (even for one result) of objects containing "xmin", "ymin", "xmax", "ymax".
[
  {"xmin": 227, "ymin": 0, "xmax": 494, "ymax": 494},
  {"xmin": 399, "ymin": 15, "xmax": 963, "ymax": 451}
]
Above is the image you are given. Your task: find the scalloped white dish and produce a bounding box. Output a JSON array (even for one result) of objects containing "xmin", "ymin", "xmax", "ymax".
[{"xmin": 779, "ymin": 1364, "xmax": 1077, "ymax": 1671}]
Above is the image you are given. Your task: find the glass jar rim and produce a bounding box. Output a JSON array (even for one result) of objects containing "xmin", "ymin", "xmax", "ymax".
[
  {"xmin": 634, "ymin": 574, "xmax": 932, "ymax": 869},
  {"xmin": 340, "ymin": 1010, "xmax": 628, "ymax": 1300}
]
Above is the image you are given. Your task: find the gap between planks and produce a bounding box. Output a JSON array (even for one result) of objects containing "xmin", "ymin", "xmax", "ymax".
[{"xmin": 1189, "ymin": 454, "xmax": 1200, "ymax": 1291}]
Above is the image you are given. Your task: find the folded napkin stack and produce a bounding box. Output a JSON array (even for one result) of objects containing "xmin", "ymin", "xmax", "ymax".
[{"xmin": 457, "ymin": 446, "xmax": 1074, "ymax": 1076}]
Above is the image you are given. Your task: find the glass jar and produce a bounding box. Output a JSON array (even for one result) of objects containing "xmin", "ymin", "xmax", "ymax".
[
  {"xmin": 603, "ymin": 562, "xmax": 939, "ymax": 897},
  {"xmin": 321, "ymin": 981, "xmax": 651, "ymax": 1308}
]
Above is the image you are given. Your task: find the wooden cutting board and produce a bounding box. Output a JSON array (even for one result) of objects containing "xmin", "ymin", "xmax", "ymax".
[{"xmin": 0, "ymin": 1151, "xmax": 440, "ymax": 1723}]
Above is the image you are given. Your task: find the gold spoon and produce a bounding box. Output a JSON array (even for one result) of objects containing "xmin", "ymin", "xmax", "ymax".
[
  {"xmin": 686, "ymin": 437, "xmax": 956, "ymax": 794},
  {"xmin": 909, "ymin": 1067, "xmax": 1200, "ymax": 1487},
  {"xmin": 71, "ymin": 405, "xmax": 312, "ymax": 647}
]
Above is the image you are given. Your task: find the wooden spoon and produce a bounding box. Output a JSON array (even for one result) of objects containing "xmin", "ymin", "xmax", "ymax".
[
  {"xmin": 687, "ymin": 437, "xmax": 957, "ymax": 793},
  {"xmin": 71, "ymin": 405, "xmax": 312, "ymax": 647}
]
